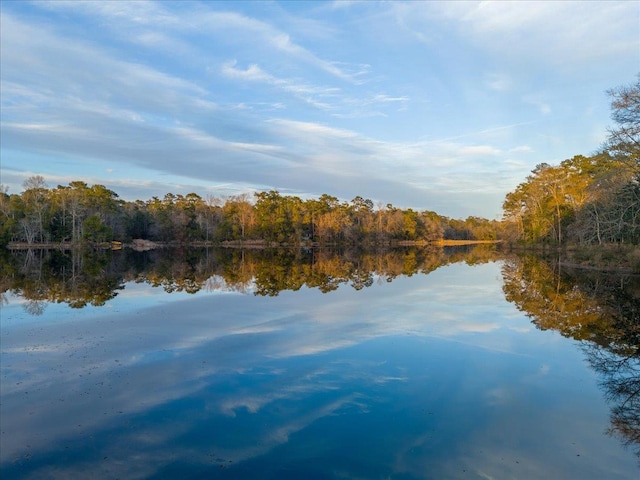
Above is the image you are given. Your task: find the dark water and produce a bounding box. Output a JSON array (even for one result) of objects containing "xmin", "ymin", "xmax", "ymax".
[{"xmin": 1, "ymin": 247, "xmax": 638, "ymax": 479}]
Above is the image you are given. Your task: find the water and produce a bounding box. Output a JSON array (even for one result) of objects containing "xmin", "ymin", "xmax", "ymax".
[{"xmin": 1, "ymin": 248, "xmax": 638, "ymax": 479}]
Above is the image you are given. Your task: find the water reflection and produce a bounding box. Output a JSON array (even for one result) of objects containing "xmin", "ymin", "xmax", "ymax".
[
  {"xmin": 502, "ymin": 254, "xmax": 640, "ymax": 457},
  {"xmin": 0, "ymin": 245, "xmax": 501, "ymax": 312},
  {"xmin": 2, "ymin": 247, "xmax": 639, "ymax": 479}
]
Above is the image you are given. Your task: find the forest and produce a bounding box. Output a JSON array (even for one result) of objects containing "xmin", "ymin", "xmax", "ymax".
[
  {"xmin": 502, "ymin": 77, "xmax": 639, "ymax": 247},
  {"xmin": 1, "ymin": 78, "xmax": 637, "ymax": 251},
  {"xmin": 0, "ymin": 180, "xmax": 502, "ymax": 248}
]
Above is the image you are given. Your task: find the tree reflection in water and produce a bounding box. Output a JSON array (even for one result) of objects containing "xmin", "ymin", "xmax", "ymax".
[
  {"xmin": 5, "ymin": 246, "xmax": 638, "ymax": 457},
  {"xmin": 502, "ymin": 254, "xmax": 640, "ymax": 457},
  {"xmin": 0, "ymin": 244, "xmax": 501, "ymax": 310}
]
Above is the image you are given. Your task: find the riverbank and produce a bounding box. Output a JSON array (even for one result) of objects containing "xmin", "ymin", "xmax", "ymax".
[
  {"xmin": 5, "ymin": 238, "xmax": 504, "ymax": 251},
  {"xmin": 561, "ymin": 244, "xmax": 640, "ymax": 273},
  {"xmin": 508, "ymin": 243, "xmax": 640, "ymax": 274},
  {"xmin": 434, "ymin": 239, "xmax": 503, "ymax": 246}
]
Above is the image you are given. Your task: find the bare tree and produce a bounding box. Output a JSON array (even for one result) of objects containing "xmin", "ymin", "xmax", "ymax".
[{"xmin": 606, "ymin": 75, "xmax": 640, "ymax": 162}]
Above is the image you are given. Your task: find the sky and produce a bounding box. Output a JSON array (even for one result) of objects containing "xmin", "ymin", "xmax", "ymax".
[{"xmin": 1, "ymin": 1, "xmax": 638, "ymax": 219}]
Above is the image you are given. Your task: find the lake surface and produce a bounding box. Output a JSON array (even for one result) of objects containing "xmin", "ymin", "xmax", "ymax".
[{"xmin": 1, "ymin": 247, "xmax": 639, "ymax": 479}]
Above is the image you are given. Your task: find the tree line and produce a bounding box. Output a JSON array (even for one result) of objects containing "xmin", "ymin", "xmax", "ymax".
[
  {"xmin": 0, "ymin": 179, "xmax": 503, "ymax": 248},
  {"xmin": 502, "ymin": 77, "xmax": 640, "ymax": 246}
]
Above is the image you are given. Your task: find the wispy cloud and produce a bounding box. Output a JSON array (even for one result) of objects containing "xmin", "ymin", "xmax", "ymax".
[
  {"xmin": 221, "ymin": 60, "xmax": 406, "ymax": 115},
  {"xmin": 523, "ymin": 94, "xmax": 552, "ymax": 116},
  {"xmin": 37, "ymin": 0, "xmax": 368, "ymax": 83},
  {"xmin": 485, "ymin": 72, "xmax": 512, "ymax": 92},
  {"xmin": 1, "ymin": 1, "xmax": 636, "ymax": 218},
  {"xmin": 221, "ymin": 60, "xmax": 342, "ymax": 111},
  {"xmin": 417, "ymin": 1, "xmax": 638, "ymax": 68}
]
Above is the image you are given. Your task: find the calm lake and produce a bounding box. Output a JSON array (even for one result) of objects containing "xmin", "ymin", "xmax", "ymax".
[{"xmin": 1, "ymin": 246, "xmax": 639, "ymax": 479}]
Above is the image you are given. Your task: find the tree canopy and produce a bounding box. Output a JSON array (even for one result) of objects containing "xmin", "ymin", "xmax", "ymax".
[
  {"xmin": 0, "ymin": 183, "xmax": 501, "ymax": 248},
  {"xmin": 502, "ymin": 76, "xmax": 640, "ymax": 246}
]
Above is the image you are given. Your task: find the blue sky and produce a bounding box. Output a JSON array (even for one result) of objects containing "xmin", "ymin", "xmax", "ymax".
[{"xmin": 1, "ymin": 1, "xmax": 637, "ymax": 218}]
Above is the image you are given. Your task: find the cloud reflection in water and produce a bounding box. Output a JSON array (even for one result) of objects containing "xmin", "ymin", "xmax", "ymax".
[{"xmin": 1, "ymin": 262, "xmax": 636, "ymax": 479}]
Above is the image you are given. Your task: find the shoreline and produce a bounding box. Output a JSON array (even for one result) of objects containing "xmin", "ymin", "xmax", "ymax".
[
  {"xmin": 4, "ymin": 239, "xmax": 503, "ymax": 251},
  {"xmin": 507, "ymin": 243, "xmax": 640, "ymax": 274},
  {"xmin": 5, "ymin": 240, "xmax": 637, "ymax": 273}
]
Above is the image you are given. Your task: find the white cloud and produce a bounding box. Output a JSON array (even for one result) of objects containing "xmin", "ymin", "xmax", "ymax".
[
  {"xmin": 1, "ymin": 1, "xmax": 635, "ymax": 219},
  {"xmin": 37, "ymin": 0, "xmax": 367, "ymax": 83},
  {"xmin": 523, "ymin": 94, "xmax": 552, "ymax": 115},
  {"xmin": 221, "ymin": 61, "xmax": 404, "ymax": 115},
  {"xmin": 457, "ymin": 145, "xmax": 502, "ymax": 157},
  {"xmin": 222, "ymin": 61, "xmax": 273, "ymax": 83},
  {"xmin": 485, "ymin": 72, "xmax": 512, "ymax": 92},
  {"xmin": 508, "ymin": 146, "xmax": 533, "ymax": 154},
  {"xmin": 221, "ymin": 60, "xmax": 343, "ymax": 110},
  {"xmin": 424, "ymin": 1, "xmax": 638, "ymax": 68}
]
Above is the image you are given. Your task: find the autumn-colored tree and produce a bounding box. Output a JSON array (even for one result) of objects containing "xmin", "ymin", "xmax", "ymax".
[
  {"xmin": 220, "ymin": 194, "xmax": 255, "ymax": 241},
  {"xmin": 2, "ymin": 179, "xmax": 463, "ymax": 246},
  {"xmin": 503, "ymin": 77, "xmax": 640, "ymax": 246}
]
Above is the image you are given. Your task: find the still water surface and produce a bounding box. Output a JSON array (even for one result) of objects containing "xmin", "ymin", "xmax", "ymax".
[{"xmin": 1, "ymin": 248, "xmax": 638, "ymax": 479}]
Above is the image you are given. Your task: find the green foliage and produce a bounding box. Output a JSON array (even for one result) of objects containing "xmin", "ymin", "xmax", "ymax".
[
  {"xmin": 253, "ymin": 191, "xmax": 294, "ymax": 243},
  {"xmin": 82, "ymin": 215, "xmax": 113, "ymax": 243}
]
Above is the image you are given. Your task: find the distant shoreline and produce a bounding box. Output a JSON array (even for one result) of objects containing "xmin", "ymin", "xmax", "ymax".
[
  {"xmin": 4, "ymin": 239, "xmax": 503, "ymax": 251},
  {"xmin": 434, "ymin": 239, "xmax": 502, "ymax": 246}
]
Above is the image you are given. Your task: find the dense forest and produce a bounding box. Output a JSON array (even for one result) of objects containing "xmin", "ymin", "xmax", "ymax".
[
  {"xmin": 0, "ymin": 180, "xmax": 502, "ymax": 248},
  {"xmin": 503, "ymin": 77, "xmax": 640, "ymax": 246}
]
